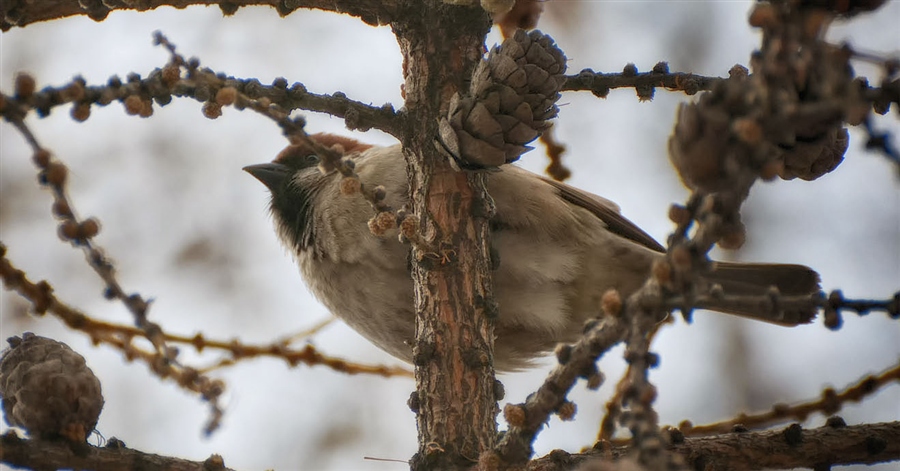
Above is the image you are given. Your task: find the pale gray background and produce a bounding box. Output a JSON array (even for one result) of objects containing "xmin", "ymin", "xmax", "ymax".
[{"xmin": 1, "ymin": 2, "xmax": 898, "ymax": 470}]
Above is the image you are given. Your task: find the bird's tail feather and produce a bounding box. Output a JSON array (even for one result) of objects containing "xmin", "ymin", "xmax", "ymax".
[{"xmin": 698, "ymin": 262, "xmax": 821, "ymax": 326}]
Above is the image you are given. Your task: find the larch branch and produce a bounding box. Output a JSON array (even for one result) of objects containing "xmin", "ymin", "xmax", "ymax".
[{"xmin": 1, "ymin": 0, "xmax": 397, "ymax": 31}]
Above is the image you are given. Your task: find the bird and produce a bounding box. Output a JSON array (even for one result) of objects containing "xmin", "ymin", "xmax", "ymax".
[{"xmin": 244, "ymin": 133, "xmax": 820, "ymax": 371}]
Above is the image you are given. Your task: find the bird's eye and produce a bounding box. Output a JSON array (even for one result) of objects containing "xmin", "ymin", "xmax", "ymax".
[{"xmin": 305, "ymin": 154, "xmax": 320, "ymax": 165}]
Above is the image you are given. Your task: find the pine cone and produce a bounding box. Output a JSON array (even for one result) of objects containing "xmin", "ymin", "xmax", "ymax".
[
  {"xmin": 778, "ymin": 127, "xmax": 848, "ymax": 181},
  {"xmin": 0, "ymin": 333, "xmax": 104, "ymax": 442},
  {"xmin": 669, "ymin": 77, "xmax": 774, "ymax": 193},
  {"xmin": 441, "ymin": 29, "xmax": 567, "ymax": 168}
]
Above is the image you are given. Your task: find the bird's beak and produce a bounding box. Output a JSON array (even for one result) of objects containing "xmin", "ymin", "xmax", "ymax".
[{"xmin": 243, "ymin": 163, "xmax": 291, "ymax": 192}]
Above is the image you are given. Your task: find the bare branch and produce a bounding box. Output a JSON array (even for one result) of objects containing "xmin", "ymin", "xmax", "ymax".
[
  {"xmin": 665, "ymin": 290, "xmax": 900, "ymax": 328},
  {"xmin": 495, "ymin": 316, "xmax": 627, "ymax": 465},
  {"xmin": 617, "ymin": 291, "xmax": 682, "ymax": 469},
  {"xmin": 3, "ymin": 103, "xmax": 176, "ymax": 370},
  {"xmin": 0, "ymin": 42, "xmax": 401, "ymax": 140},
  {"xmin": 0, "ymin": 35, "xmax": 406, "ymax": 436},
  {"xmin": 597, "ymin": 321, "xmax": 668, "ymax": 442},
  {"xmin": 0, "ymin": 243, "xmax": 227, "ymax": 435},
  {"xmin": 1, "ymin": 0, "xmax": 397, "ymax": 31},
  {"xmin": 678, "ymin": 361, "xmax": 900, "ymax": 437},
  {"xmin": 1, "ymin": 432, "xmax": 236, "ymax": 471},
  {"xmin": 193, "ymin": 339, "xmax": 414, "ymax": 378},
  {"xmin": 562, "ymin": 64, "xmax": 724, "ymax": 99},
  {"xmin": 0, "ymin": 243, "xmax": 413, "ymax": 379},
  {"xmin": 530, "ymin": 421, "xmax": 900, "ymax": 471}
]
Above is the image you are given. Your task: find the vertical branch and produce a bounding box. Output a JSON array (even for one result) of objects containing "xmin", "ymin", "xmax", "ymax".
[{"xmin": 393, "ymin": 2, "xmax": 498, "ymax": 469}]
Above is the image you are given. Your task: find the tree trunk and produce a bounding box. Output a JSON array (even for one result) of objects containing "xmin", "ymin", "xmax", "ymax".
[{"xmin": 393, "ymin": 2, "xmax": 499, "ymax": 469}]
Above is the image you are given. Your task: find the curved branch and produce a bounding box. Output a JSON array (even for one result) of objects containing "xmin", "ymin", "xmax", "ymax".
[
  {"xmin": 0, "ymin": 243, "xmax": 227, "ymax": 435},
  {"xmin": 0, "ymin": 242, "xmax": 413, "ymax": 379},
  {"xmin": 1, "ymin": 0, "xmax": 396, "ymax": 31},
  {"xmin": 4, "ymin": 117, "xmax": 170, "ymax": 358}
]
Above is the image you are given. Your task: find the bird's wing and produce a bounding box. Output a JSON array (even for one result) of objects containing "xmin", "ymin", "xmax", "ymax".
[{"xmin": 539, "ymin": 176, "xmax": 666, "ymax": 253}]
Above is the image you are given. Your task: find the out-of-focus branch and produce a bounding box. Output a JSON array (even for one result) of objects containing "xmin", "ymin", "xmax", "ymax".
[
  {"xmin": 666, "ymin": 290, "xmax": 900, "ymax": 328},
  {"xmin": 1, "ymin": 0, "xmax": 396, "ymax": 31},
  {"xmin": 678, "ymin": 361, "xmax": 900, "ymax": 437},
  {"xmin": 1, "ymin": 432, "xmax": 235, "ymax": 471},
  {"xmin": 530, "ymin": 421, "xmax": 900, "ymax": 471},
  {"xmin": 193, "ymin": 339, "xmax": 413, "ymax": 377},
  {"xmin": 597, "ymin": 321, "xmax": 668, "ymax": 442},
  {"xmin": 0, "ymin": 243, "xmax": 227, "ymax": 435},
  {"xmin": 539, "ymin": 124, "xmax": 571, "ymax": 182},
  {"xmin": 3, "ymin": 101, "xmax": 176, "ymax": 372},
  {"xmin": 564, "ymin": 59, "xmax": 898, "ymax": 170},
  {"xmin": 0, "ymin": 33, "xmax": 410, "ymax": 435},
  {"xmin": 0, "ymin": 243, "xmax": 413, "ymax": 378}
]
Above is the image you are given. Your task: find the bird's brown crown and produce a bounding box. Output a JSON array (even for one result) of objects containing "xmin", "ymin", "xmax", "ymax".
[{"xmin": 275, "ymin": 133, "xmax": 374, "ymax": 169}]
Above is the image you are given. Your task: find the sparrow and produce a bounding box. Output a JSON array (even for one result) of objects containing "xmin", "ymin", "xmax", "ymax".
[{"xmin": 244, "ymin": 133, "xmax": 820, "ymax": 371}]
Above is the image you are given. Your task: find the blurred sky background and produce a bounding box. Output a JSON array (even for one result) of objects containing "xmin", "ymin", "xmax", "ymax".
[{"xmin": 1, "ymin": 2, "xmax": 898, "ymax": 470}]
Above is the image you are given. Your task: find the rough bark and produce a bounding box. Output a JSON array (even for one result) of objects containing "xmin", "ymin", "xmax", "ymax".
[{"xmin": 392, "ymin": 2, "xmax": 498, "ymax": 470}]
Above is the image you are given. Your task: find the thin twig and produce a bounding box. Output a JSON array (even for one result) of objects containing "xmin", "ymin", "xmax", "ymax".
[
  {"xmin": 0, "ymin": 243, "xmax": 413, "ymax": 378},
  {"xmin": 678, "ymin": 361, "xmax": 900, "ymax": 437},
  {"xmin": 6, "ymin": 114, "xmax": 171, "ymax": 362},
  {"xmin": 597, "ymin": 320, "xmax": 669, "ymax": 442},
  {"xmin": 563, "ymin": 65, "xmax": 723, "ymax": 98},
  {"xmin": 0, "ymin": 242, "xmax": 226, "ymax": 435}
]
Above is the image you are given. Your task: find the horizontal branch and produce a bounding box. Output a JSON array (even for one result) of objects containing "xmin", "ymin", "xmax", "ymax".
[
  {"xmin": 284, "ymin": 86, "xmax": 402, "ymax": 135},
  {"xmin": 666, "ymin": 289, "xmax": 900, "ymax": 328},
  {"xmin": 156, "ymin": 31, "xmax": 403, "ymax": 136},
  {"xmin": 1, "ymin": 66, "xmax": 401, "ymax": 139},
  {"xmin": 562, "ymin": 63, "xmax": 725, "ymax": 99},
  {"xmin": 529, "ymin": 421, "xmax": 900, "ymax": 471},
  {"xmin": 1, "ymin": 0, "xmax": 396, "ymax": 31},
  {"xmin": 1, "ymin": 432, "xmax": 235, "ymax": 471}
]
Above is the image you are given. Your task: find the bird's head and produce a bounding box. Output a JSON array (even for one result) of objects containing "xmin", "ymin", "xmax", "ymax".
[{"xmin": 243, "ymin": 133, "xmax": 373, "ymax": 252}]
